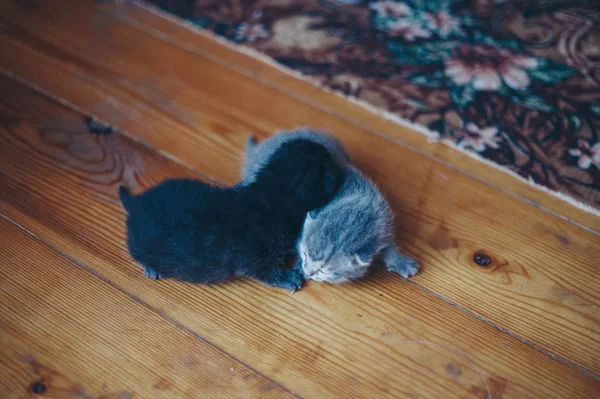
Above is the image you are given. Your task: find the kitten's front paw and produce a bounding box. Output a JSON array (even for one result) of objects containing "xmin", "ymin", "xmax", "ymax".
[
  {"xmin": 388, "ymin": 257, "xmax": 420, "ymax": 279},
  {"xmin": 279, "ymin": 267, "xmax": 304, "ymax": 293},
  {"xmin": 144, "ymin": 267, "xmax": 162, "ymax": 280},
  {"xmin": 255, "ymin": 263, "xmax": 305, "ymax": 292}
]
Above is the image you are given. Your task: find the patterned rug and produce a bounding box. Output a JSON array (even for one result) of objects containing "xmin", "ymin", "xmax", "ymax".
[{"xmin": 147, "ymin": 0, "xmax": 600, "ymax": 212}]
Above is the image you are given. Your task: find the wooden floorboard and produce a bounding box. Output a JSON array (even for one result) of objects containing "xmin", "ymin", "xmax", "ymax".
[
  {"xmin": 0, "ymin": 217, "xmax": 294, "ymax": 399},
  {"xmin": 0, "ymin": 0, "xmax": 598, "ymax": 377},
  {"xmin": 0, "ymin": 64, "xmax": 599, "ymax": 398}
]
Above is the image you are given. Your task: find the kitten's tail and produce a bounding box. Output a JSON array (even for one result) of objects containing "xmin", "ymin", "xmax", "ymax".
[{"xmin": 119, "ymin": 185, "xmax": 134, "ymax": 211}]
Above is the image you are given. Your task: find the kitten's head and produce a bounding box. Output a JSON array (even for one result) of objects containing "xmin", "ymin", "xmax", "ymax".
[
  {"xmin": 297, "ymin": 173, "xmax": 394, "ymax": 284},
  {"xmin": 298, "ymin": 234, "xmax": 373, "ymax": 284},
  {"xmin": 256, "ymin": 139, "xmax": 343, "ymax": 210}
]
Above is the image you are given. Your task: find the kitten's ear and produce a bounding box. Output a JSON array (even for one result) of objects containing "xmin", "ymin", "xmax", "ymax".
[
  {"xmin": 355, "ymin": 241, "xmax": 376, "ymax": 265},
  {"xmin": 355, "ymin": 252, "xmax": 372, "ymax": 266}
]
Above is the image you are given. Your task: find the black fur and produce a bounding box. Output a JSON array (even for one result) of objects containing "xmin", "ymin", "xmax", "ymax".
[{"xmin": 120, "ymin": 139, "xmax": 343, "ymax": 291}]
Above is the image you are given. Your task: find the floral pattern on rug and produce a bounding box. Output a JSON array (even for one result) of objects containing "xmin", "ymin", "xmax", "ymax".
[{"xmin": 147, "ymin": 0, "xmax": 600, "ymax": 211}]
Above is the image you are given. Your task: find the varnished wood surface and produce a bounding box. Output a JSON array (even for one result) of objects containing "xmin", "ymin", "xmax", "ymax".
[
  {"xmin": 0, "ymin": 0, "xmax": 598, "ymax": 377},
  {"xmin": 0, "ymin": 65, "xmax": 599, "ymax": 398},
  {"xmin": 0, "ymin": 218, "xmax": 293, "ymax": 399},
  {"xmin": 0, "ymin": 1, "xmax": 599, "ymax": 397}
]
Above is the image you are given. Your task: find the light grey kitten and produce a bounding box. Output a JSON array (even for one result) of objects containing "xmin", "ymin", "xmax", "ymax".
[{"xmin": 242, "ymin": 129, "xmax": 419, "ymax": 283}]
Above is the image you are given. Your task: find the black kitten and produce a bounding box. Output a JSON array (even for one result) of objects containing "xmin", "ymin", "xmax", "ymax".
[{"xmin": 119, "ymin": 139, "xmax": 343, "ymax": 292}]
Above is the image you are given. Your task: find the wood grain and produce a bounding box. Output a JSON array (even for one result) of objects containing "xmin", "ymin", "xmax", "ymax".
[
  {"xmin": 115, "ymin": 1, "xmax": 600, "ymax": 231},
  {"xmin": 0, "ymin": 67, "xmax": 599, "ymax": 398},
  {"xmin": 0, "ymin": 219, "xmax": 293, "ymax": 399},
  {"xmin": 1, "ymin": 0, "xmax": 598, "ymax": 375}
]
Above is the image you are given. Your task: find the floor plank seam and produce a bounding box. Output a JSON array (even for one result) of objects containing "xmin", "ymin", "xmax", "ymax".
[
  {"xmin": 124, "ymin": 1, "xmax": 600, "ymax": 236},
  {"xmin": 405, "ymin": 279, "xmax": 600, "ymax": 382},
  {"xmin": 2, "ymin": 63, "xmax": 597, "ymax": 383},
  {"xmin": 0, "ymin": 213, "xmax": 303, "ymax": 399}
]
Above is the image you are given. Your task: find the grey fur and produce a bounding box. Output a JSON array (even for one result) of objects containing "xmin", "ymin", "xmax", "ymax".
[{"xmin": 243, "ymin": 129, "xmax": 419, "ymax": 283}]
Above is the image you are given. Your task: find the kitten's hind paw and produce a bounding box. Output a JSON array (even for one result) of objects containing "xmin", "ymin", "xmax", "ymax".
[{"xmin": 144, "ymin": 267, "xmax": 162, "ymax": 280}]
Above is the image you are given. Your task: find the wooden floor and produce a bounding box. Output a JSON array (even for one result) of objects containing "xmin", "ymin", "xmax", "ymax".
[{"xmin": 0, "ymin": 1, "xmax": 599, "ymax": 398}]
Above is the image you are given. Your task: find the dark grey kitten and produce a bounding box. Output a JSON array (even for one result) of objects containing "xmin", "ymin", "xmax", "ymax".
[
  {"xmin": 120, "ymin": 139, "xmax": 343, "ymax": 291},
  {"xmin": 243, "ymin": 129, "xmax": 419, "ymax": 283}
]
